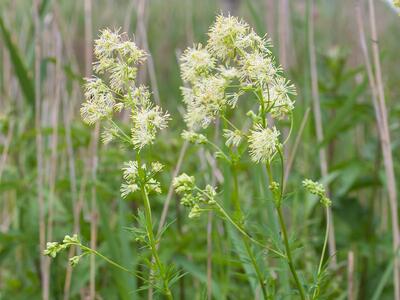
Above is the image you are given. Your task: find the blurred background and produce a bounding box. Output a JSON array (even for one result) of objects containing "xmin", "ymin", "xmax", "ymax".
[{"xmin": 1, "ymin": 0, "xmax": 400, "ymax": 299}]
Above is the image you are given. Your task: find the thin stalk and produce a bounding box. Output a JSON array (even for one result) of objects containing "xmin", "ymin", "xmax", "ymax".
[
  {"xmin": 140, "ymin": 185, "xmax": 173, "ymax": 300},
  {"xmin": 276, "ymin": 206, "xmax": 306, "ymax": 300},
  {"xmin": 356, "ymin": 2, "xmax": 400, "ymax": 298},
  {"xmin": 367, "ymin": 1, "xmax": 400, "ymax": 298},
  {"xmin": 33, "ymin": 1, "xmax": 48, "ymax": 299},
  {"xmin": 307, "ymin": 0, "xmax": 337, "ymax": 266},
  {"xmin": 312, "ymin": 207, "xmax": 330, "ymax": 300},
  {"xmin": 231, "ymin": 167, "xmax": 269, "ymax": 300},
  {"xmin": 194, "ymin": 187, "xmax": 285, "ymax": 258},
  {"xmin": 68, "ymin": 243, "xmax": 135, "ymax": 276},
  {"xmin": 266, "ymin": 163, "xmax": 306, "ymax": 300}
]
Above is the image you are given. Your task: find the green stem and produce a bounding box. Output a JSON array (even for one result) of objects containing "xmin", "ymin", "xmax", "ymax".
[
  {"xmin": 140, "ymin": 185, "xmax": 173, "ymax": 300},
  {"xmin": 68, "ymin": 243, "xmax": 135, "ymax": 276},
  {"xmin": 231, "ymin": 167, "xmax": 269, "ymax": 300},
  {"xmin": 194, "ymin": 187, "xmax": 285, "ymax": 258},
  {"xmin": 276, "ymin": 206, "xmax": 306, "ymax": 300},
  {"xmin": 266, "ymin": 163, "xmax": 306, "ymax": 300},
  {"xmin": 312, "ymin": 207, "xmax": 330, "ymax": 299},
  {"xmin": 109, "ymin": 118, "xmax": 132, "ymax": 144}
]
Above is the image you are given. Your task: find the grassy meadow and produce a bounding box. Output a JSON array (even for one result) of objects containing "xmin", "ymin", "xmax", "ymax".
[{"xmin": 1, "ymin": 0, "xmax": 400, "ymax": 299}]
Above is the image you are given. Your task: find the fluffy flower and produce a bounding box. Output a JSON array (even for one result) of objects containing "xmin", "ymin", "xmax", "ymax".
[
  {"xmin": 223, "ymin": 129, "xmax": 242, "ymax": 147},
  {"xmin": 180, "ymin": 44, "xmax": 215, "ymax": 82},
  {"xmin": 207, "ymin": 14, "xmax": 249, "ymax": 60},
  {"xmin": 81, "ymin": 78, "xmax": 115, "ymax": 124},
  {"xmin": 150, "ymin": 162, "xmax": 164, "ymax": 173},
  {"xmin": 184, "ymin": 76, "xmax": 227, "ymax": 129},
  {"xmin": 239, "ymin": 51, "xmax": 278, "ymax": 85},
  {"xmin": 120, "ymin": 183, "xmax": 140, "ymax": 198},
  {"xmin": 122, "ymin": 161, "xmax": 139, "ymax": 181},
  {"xmin": 265, "ymin": 77, "xmax": 296, "ymax": 119},
  {"xmin": 131, "ymin": 106, "xmax": 170, "ymax": 149},
  {"xmin": 248, "ymin": 125, "xmax": 280, "ymax": 163},
  {"xmin": 93, "ymin": 29, "xmax": 146, "ymax": 93}
]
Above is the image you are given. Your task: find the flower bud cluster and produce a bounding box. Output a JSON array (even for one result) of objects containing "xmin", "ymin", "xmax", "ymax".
[
  {"xmin": 173, "ymin": 173, "xmax": 217, "ymax": 218},
  {"xmin": 302, "ymin": 179, "xmax": 332, "ymax": 207},
  {"xmin": 43, "ymin": 234, "xmax": 85, "ymax": 267}
]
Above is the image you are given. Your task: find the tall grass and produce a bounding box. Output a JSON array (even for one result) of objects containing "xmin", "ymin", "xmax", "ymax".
[{"xmin": 0, "ymin": 0, "xmax": 400, "ymax": 299}]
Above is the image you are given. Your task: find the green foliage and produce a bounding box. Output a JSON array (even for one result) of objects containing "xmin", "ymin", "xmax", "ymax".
[{"xmin": 1, "ymin": 0, "xmax": 400, "ymax": 299}]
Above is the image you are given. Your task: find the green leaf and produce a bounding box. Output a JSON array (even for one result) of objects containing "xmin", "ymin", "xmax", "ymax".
[{"xmin": 0, "ymin": 16, "xmax": 35, "ymax": 106}]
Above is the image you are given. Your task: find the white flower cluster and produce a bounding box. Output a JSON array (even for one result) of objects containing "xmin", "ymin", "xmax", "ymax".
[
  {"xmin": 81, "ymin": 29, "xmax": 169, "ymax": 150},
  {"xmin": 120, "ymin": 161, "xmax": 164, "ymax": 198},
  {"xmin": 179, "ymin": 14, "xmax": 296, "ymax": 163}
]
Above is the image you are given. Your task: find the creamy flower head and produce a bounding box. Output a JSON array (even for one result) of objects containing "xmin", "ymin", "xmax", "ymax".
[
  {"xmin": 180, "ymin": 44, "xmax": 215, "ymax": 83},
  {"xmin": 266, "ymin": 77, "xmax": 296, "ymax": 119},
  {"xmin": 131, "ymin": 106, "xmax": 170, "ymax": 150},
  {"xmin": 81, "ymin": 78, "xmax": 116, "ymax": 124},
  {"xmin": 184, "ymin": 75, "xmax": 228, "ymax": 129},
  {"xmin": 207, "ymin": 14, "xmax": 249, "ymax": 59},
  {"xmin": 223, "ymin": 129, "xmax": 242, "ymax": 147},
  {"xmin": 239, "ymin": 51, "xmax": 278, "ymax": 85},
  {"xmin": 248, "ymin": 125, "xmax": 280, "ymax": 163}
]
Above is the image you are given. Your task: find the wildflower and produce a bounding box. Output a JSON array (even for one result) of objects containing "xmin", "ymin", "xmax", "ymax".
[
  {"xmin": 63, "ymin": 234, "xmax": 79, "ymax": 244},
  {"xmin": 122, "ymin": 161, "xmax": 138, "ymax": 180},
  {"xmin": 94, "ymin": 28, "xmax": 122, "ymax": 61},
  {"xmin": 203, "ymin": 185, "xmax": 217, "ymax": 204},
  {"xmin": 150, "ymin": 162, "xmax": 164, "ymax": 173},
  {"xmin": 239, "ymin": 51, "xmax": 278, "ymax": 85},
  {"xmin": 184, "ymin": 76, "xmax": 227, "ymax": 129},
  {"xmin": 188, "ymin": 204, "xmax": 202, "ymax": 218},
  {"xmin": 81, "ymin": 78, "xmax": 115, "ymax": 125},
  {"xmin": 223, "ymin": 129, "xmax": 242, "ymax": 147},
  {"xmin": 248, "ymin": 125, "xmax": 280, "ymax": 163},
  {"xmin": 43, "ymin": 242, "xmax": 63, "ymax": 258},
  {"xmin": 131, "ymin": 85, "xmax": 152, "ymax": 107},
  {"xmin": 120, "ymin": 183, "xmax": 140, "ymax": 198},
  {"xmin": 181, "ymin": 130, "xmax": 208, "ymax": 144},
  {"xmin": 218, "ymin": 66, "xmax": 239, "ymax": 79},
  {"xmin": 235, "ymin": 30, "xmax": 272, "ymax": 53},
  {"xmin": 101, "ymin": 126, "xmax": 117, "ymax": 144},
  {"xmin": 131, "ymin": 106, "xmax": 170, "ymax": 150},
  {"xmin": 146, "ymin": 178, "xmax": 162, "ymax": 194},
  {"xmin": 173, "ymin": 173, "xmax": 195, "ymax": 194},
  {"xmin": 302, "ymin": 179, "xmax": 332, "ymax": 207},
  {"xmin": 69, "ymin": 255, "xmax": 81, "ymax": 267},
  {"xmin": 266, "ymin": 77, "xmax": 296, "ymax": 119},
  {"xmin": 207, "ymin": 14, "xmax": 249, "ymax": 60},
  {"xmin": 180, "ymin": 44, "xmax": 215, "ymax": 82}
]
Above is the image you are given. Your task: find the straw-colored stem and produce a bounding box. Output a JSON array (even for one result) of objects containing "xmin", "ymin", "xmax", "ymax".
[
  {"xmin": 307, "ymin": 0, "xmax": 337, "ymax": 266},
  {"xmin": 33, "ymin": 1, "xmax": 48, "ymax": 299}
]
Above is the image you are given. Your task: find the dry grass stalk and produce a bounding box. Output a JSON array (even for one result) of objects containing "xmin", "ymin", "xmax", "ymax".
[
  {"xmin": 33, "ymin": 0, "xmax": 48, "ymax": 299},
  {"xmin": 308, "ymin": 0, "xmax": 337, "ymax": 266},
  {"xmin": 356, "ymin": 1, "xmax": 400, "ymax": 298},
  {"xmin": 347, "ymin": 251, "xmax": 355, "ymax": 300}
]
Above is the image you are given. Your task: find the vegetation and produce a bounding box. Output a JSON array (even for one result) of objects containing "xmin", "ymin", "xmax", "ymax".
[{"xmin": 1, "ymin": 0, "xmax": 400, "ymax": 299}]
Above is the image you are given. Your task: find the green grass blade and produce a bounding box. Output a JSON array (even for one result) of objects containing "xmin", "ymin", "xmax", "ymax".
[{"xmin": 0, "ymin": 16, "xmax": 35, "ymax": 106}]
